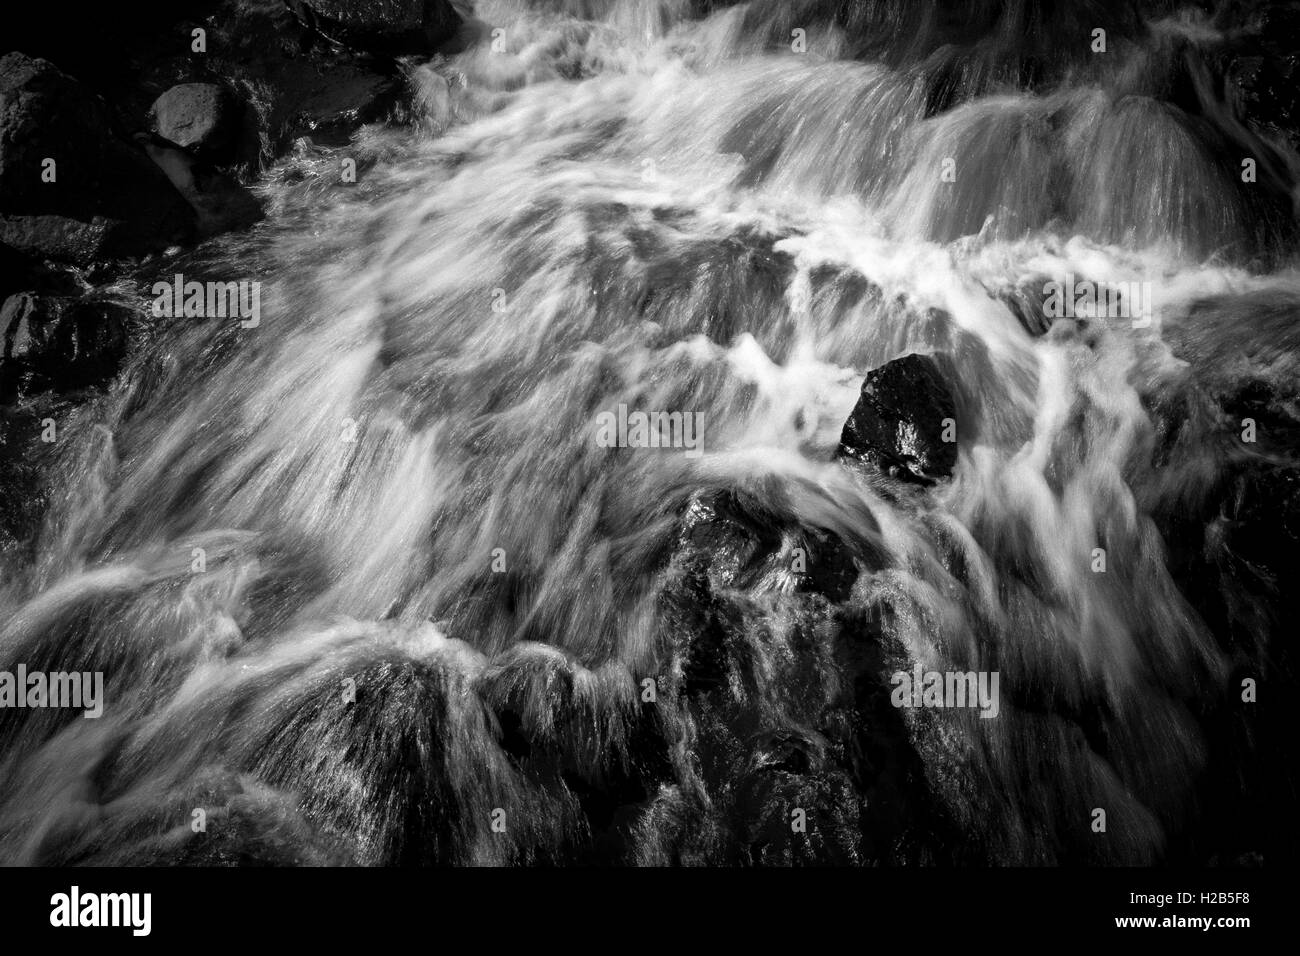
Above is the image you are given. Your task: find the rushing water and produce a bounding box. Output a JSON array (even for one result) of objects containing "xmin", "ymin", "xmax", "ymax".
[{"xmin": 0, "ymin": 0, "xmax": 1292, "ymax": 865}]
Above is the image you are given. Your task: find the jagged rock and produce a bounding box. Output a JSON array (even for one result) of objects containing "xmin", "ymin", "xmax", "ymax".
[
  {"xmin": 0, "ymin": 54, "xmax": 195, "ymax": 263},
  {"xmin": 284, "ymin": 0, "xmax": 461, "ymax": 56},
  {"xmin": 838, "ymin": 353, "xmax": 958, "ymax": 484},
  {"xmin": 150, "ymin": 83, "xmax": 243, "ymax": 163}
]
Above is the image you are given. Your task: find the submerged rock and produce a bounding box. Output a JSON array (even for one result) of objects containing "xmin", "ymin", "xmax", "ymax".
[
  {"xmin": 838, "ymin": 353, "xmax": 958, "ymax": 484},
  {"xmin": 673, "ymin": 486, "xmax": 874, "ymax": 602},
  {"xmin": 652, "ymin": 482, "xmax": 956, "ymax": 864},
  {"xmin": 0, "ymin": 54, "xmax": 195, "ymax": 263}
]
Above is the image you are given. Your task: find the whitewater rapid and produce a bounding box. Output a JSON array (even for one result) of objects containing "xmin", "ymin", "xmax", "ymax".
[{"xmin": 0, "ymin": 0, "xmax": 1289, "ymax": 865}]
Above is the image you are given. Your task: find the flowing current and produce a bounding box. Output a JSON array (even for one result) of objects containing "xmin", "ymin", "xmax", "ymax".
[{"xmin": 0, "ymin": 0, "xmax": 1292, "ymax": 865}]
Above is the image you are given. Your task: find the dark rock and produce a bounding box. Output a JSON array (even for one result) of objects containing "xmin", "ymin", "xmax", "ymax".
[
  {"xmin": 241, "ymin": 654, "xmax": 581, "ymax": 865},
  {"xmin": 0, "ymin": 250, "xmax": 82, "ymax": 341},
  {"xmin": 136, "ymin": 134, "xmax": 264, "ymax": 236},
  {"xmin": 1217, "ymin": 0, "xmax": 1300, "ymax": 149},
  {"xmin": 7, "ymin": 4, "xmax": 424, "ymax": 178},
  {"xmin": 1, "ymin": 292, "xmax": 133, "ymax": 392},
  {"xmin": 63, "ymin": 298, "xmax": 134, "ymax": 383},
  {"xmin": 0, "ymin": 54, "xmax": 194, "ymax": 263},
  {"xmin": 673, "ymin": 486, "xmax": 876, "ymax": 603},
  {"xmin": 150, "ymin": 83, "xmax": 243, "ymax": 163},
  {"xmin": 675, "ymin": 489, "xmax": 777, "ymax": 593},
  {"xmin": 172, "ymin": 5, "xmax": 415, "ymax": 167},
  {"xmin": 1, "ymin": 293, "xmax": 51, "ymax": 361},
  {"xmin": 0, "ymin": 216, "xmax": 115, "ymax": 265},
  {"xmin": 284, "ymin": 0, "xmax": 461, "ymax": 56},
  {"xmin": 838, "ymin": 353, "xmax": 958, "ymax": 484},
  {"xmin": 477, "ymin": 646, "xmax": 677, "ymax": 865},
  {"xmin": 0, "ymin": 243, "xmax": 34, "ymax": 303},
  {"xmin": 252, "ymin": 68, "xmax": 405, "ymax": 154},
  {"xmin": 1137, "ymin": 288, "xmax": 1300, "ymax": 863}
]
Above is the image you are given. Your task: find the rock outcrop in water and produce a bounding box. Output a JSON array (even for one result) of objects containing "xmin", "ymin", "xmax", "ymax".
[
  {"xmin": 653, "ymin": 484, "xmax": 961, "ymax": 863},
  {"xmin": 838, "ymin": 353, "xmax": 959, "ymax": 484}
]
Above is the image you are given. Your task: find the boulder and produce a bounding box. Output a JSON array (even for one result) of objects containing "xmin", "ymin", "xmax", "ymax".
[
  {"xmin": 284, "ymin": 0, "xmax": 461, "ymax": 56},
  {"xmin": 149, "ymin": 83, "xmax": 243, "ymax": 163},
  {"xmin": 0, "ymin": 54, "xmax": 194, "ymax": 263},
  {"xmin": 838, "ymin": 353, "xmax": 958, "ymax": 483}
]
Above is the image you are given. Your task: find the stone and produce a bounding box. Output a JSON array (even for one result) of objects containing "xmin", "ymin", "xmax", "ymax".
[
  {"xmin": 150, "ymin": 83, "xmax": 242, "ymax": 162},
  {"xmin": 838, "ymin": 353, "xmax": 958, "ymax": 484}
]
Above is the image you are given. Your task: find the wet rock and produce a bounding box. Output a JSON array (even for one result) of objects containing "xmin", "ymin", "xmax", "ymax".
[
  {"xmin": 1140, "ymin": 291, "xmax": 1299, "ymax": 863},
  {"xmin": 187, "ymin": 5, "xmax": 416, "ymax": 165},
  {"xmin": 150, "ymin": 83, "xmax": 243, "ymax": 163},
  {"xmin": 252, "ymin": 66, "xmax": 406, "ymax": 154},
  {"xmin": 244, "ymin": 654, "xmax": 583, "ymax": 865},
  {"xmin": 477, "ymin": 646, "xmax": 677, "ymax": 865},
  {"xmin": 1, "ymin": 292, "xmax": 134, "ymax": 393},
  {"xmin": 1217, "ymin": 0, "xmax": 1300, "ymax": 149},
  {"xmin": 0, "ymin": 54, "xmax": 195, "ymax": 263},
  {"xmin": 0, "ymin": 216, "xmax": 116, "ymax": 265},
  {"xmin": 838, "ymin": 353, "xmax": 958, "ymax": 484},
  {"xmin": 659, "ymin": 486, "xmax": 917, "ymax": 861},
  {"xmin": 6, "ymin": 3, "xmax": 416, "ymax": 180},
  {"xmin": 0, "ymin": 395, "xmax": 66, "ymax": 562},
  {"xmin": 673, "ymin": 486, "xmax": 873, "ymax": 603},
  {"xmin": 0, "ymin": 293, "xmax": 51, "ymax": 362},
  {"xmin": 284, "ymin": 0, "xmax": 462, "ymax": 56},
  {"xmin": 675, "ymin": 489, "xmax": 778, "ymax": 593},
  {"xmin": 999, "ymin": 280, "xmax": 1053, "ymax": 336}
]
